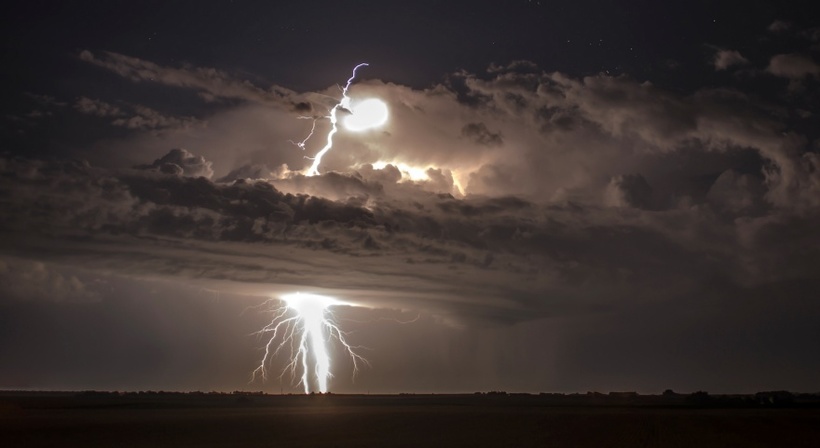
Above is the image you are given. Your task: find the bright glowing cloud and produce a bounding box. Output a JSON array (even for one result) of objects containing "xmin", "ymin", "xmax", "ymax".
[
  {"xmin": 372, "ymin": 161, "xmax": 431, "ymax": 181},
  {"xmin": 344, "ymin": 98, "xmax": 389, "ymax": 132}
]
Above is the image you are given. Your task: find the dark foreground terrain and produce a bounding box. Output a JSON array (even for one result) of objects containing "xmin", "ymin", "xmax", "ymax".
[{"xmin": 2, "ymin": 392, "xmax": 820, "ymax": 447}]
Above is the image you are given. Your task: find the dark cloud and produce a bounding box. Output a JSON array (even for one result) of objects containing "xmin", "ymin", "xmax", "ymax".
[
  {"xmin": 74, "ymin": 97, "xmax": 124, "ymax": 117},
  {"xmin": 452, "ymin": 67, "xmax": 819, "ymax": 211},
  {"xmin": 11, "ymin": 93, "xmax": 68, "ymax": 122},
  {"xmin": 461, "ymin": 122, "xmax": 503, "ymax": 146},
  {"xmin": 79, "ymin": 50, "xmax": 307, "ymax": 112},
  {"xmin": 273, "ymin": 171, "xmax": 385, "ymax": 201},
  {"xmin": 134, "ymin": 148, "xmax": 215, "ymax": 178},
  {"xmin": 423, "ymin": 167, "xmax": 458, "ymax": 194},
  {"xmin": 25, "ymin": 93, "xmax": 67, "ymax": 108},
  {"xmin": 2, "ymin": 147, "xmax": 818, "ymax": 328},
  {"xmin": 487, "ymin": 60, "xmax": 540, "ymax": 74},
  {"xmin": 111, "ymin": 105, "xmax": 200, "ymax": 131},
  {"xmin": 801, "ymin": 27, "xmax": 820, "ymax": 42},
  {"xmin": 706, "ymin": 169, "xmax": 765, "ymax": 213},
  {"xmin": 768, "ymin": 20, "xmax": 792, "ymax": 33},
  {"xmin": 357, "ymin": 163, "xmax": 402, "ymax": 185},
  {"xmin": 712, "ymin": 49, "xmax": 749, "ymax": 71},
  {"xmin": 217, "ymin": 163, "xmax": 275, "ymax": 183},
  {"xmin": 292, "ymin": 101, "xmax": 313, "ymax": 114},
  {"xmin": 767, "ymin": 54, "xmax": 820, "ymax": 79},
  {"xmin": 767, "ymin": 20, "xmax": 820, "ymax": 42},
  {"xmin": 466, "ymin": 163, "xmax": 522, "ymax": 195},
  {"xmin": 603, "ymin": 174, "xmax": 654, "ymax": 209}
]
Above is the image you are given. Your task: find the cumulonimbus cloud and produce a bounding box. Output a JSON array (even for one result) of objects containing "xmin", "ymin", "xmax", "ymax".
[
  {"xmin": 16, "ymin": 54, "xmax": 814, "ymax": 323},
  {"xmin": 1, "ymin": 150, "xmax": 818, "ymax": 323},
  {"xmin": 77, "ymin": 52, "xmax": 819, "ymax": 211}
]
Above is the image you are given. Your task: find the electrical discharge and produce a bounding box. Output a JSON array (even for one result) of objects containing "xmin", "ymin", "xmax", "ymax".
[
  {"xmin": 296, "ymin": 63, "xmax": 388, "ymax": 176},
  {"xmin": 252, "ymin": 293, "xmax": 367, "ymax": 394}
]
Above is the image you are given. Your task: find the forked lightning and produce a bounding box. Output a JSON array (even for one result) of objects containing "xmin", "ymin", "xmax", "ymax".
[
  {"xmin": 252, "ymin": 293, "xmax": 367, "ymax": 393},
  {"xmin": 293, "ymin": 63, "xmax": 388, "ymax": 176},
  {"xmin": 303, "ymin": 63, "xmax": 368, "ymax": 176}
]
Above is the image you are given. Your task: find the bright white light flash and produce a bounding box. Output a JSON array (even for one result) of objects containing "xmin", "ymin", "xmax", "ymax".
[
  {"xmin": 344, "ymin": 98, "xmax": 389, "ymax": 132},
  {"xmin": 252, "ymin": 293, "xmax": 367, "ymax": 394}
]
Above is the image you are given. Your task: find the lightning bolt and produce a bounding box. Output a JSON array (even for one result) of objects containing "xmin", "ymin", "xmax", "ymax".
[
  {"xmin": 251, "ymin": 292, "xmax": 367, "ymax": 394},
  {"xmin": 287, "ymin": 117, "xmax": 316, "ymax": 151},
  {"xmin": 299, "ymin": 63, "xmax": 369, "ymax": 177}
]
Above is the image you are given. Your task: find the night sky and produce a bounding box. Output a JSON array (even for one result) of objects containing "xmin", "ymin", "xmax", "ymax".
[{"xmin": 1, "ymin": 0, "xmax": 819, "ymax": 394}]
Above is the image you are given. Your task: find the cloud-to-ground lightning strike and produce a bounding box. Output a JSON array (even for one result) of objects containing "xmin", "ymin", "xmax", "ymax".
[
  {"xmin": 302, "ymin": 63, "xmax": 369, "ymax": 177},
  {"xmin": 252, "ymin": 293, "xmax": 367, "ymax": 394}
]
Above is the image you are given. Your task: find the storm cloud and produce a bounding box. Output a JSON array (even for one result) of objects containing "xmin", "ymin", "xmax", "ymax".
[
  {"xmin": 2, "ymin": 2, "xmax": 820, "ymax": 395},
  {"xmin": 2, "ymin": 136, "xmax": 817, "ymax": 326}
]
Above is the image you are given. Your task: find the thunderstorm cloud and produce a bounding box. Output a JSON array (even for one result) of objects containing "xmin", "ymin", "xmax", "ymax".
[
  {"xmin": 2, "ymin": 56, "xmax": 819, "ymax": 325},
  {"xmin": 3, "ymin": 13, "xmax": 820, "ymax": 393}
]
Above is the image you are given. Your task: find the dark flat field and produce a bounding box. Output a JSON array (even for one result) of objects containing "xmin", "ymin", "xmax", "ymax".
[{"xmin": 2, "ymin": 393, "xmax": 820, "ymax": 447}]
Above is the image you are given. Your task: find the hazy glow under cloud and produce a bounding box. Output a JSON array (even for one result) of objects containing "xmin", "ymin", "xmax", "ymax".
[{"xmin": 343, "ymin": 98, "xmax": 388, "ymax": 132}]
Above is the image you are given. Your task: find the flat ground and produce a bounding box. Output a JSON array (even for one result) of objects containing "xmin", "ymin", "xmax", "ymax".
[{"xmin": 2, "ymin": 393, "xmax": 819, "ymax": 447}]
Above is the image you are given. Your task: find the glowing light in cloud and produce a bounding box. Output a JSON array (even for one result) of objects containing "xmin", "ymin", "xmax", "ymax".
[
  {"xmin": 252, "ymin": 293, "xmax": 367, "ymax": 394},
  {"xmin": 302, "ymin": 63, "xmax": 370, "ymax": 177},
  {"xmin": 369, "ymin": 161, "xmax": 466, "ymax": 196},
  {"xmin": 372, "ymin": 161, "xmax": 432, "ymax": 182},
  {"xmin": 344, "ymin": 98, "xmax": 389, "ymax": 132}
]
